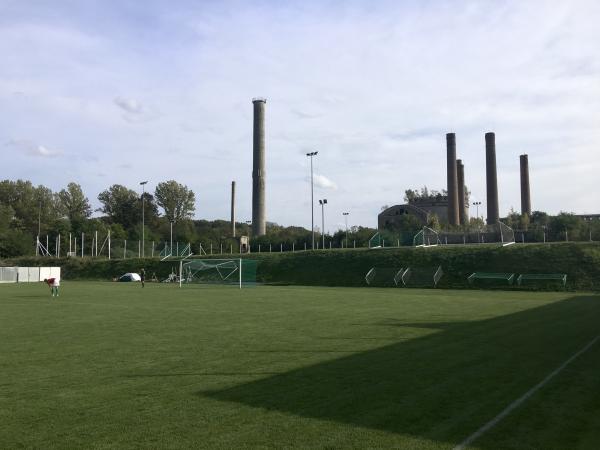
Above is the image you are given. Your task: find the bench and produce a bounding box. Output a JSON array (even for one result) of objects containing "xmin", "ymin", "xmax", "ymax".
[
  {"xmin": 468, "ymin": 272, "xmax": 515, "ymax": 285},
  {"xmin": 517, "ymin": 273, "xmax": 567, "ymax": 288}
]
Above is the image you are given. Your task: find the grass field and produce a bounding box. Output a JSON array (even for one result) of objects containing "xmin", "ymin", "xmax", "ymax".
[{"xmin": 1, "ymin": 282, "xmax": 599, "ymax": 449}]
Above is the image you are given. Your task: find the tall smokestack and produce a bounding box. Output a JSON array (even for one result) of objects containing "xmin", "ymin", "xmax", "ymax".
[
  {"xmin": 456, "ymin": 159, "xmax": 466, "ymax": 225},
  {"xmin": 446, "ymin": 133, "xmax": 459, "ymax": 225},
  {"xmin": 520, "ymin": 154, "xmax": 531, "ymax": 216},
  {"xmin": 231, "ymin": 181, "xmax": 236, "ymax": 237},
  {"xmin": 485, "ymin": 132, "xmax": 499, "ymax": 224},
  {"xmin": 252, "ymin": 98, "xmax": 266, "ymax": 236}
]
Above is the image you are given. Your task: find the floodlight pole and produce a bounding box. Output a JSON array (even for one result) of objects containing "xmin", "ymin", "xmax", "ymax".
[
  {"xmin": 343, "ymin": 212, "xmax": 349, "ymax": 248},
  {"xmin": 170, "ymin": 219, "xmax": 175, "ymax": 256},
  {"xmin": 319, "ymin": 199, "xmax": 327, "ymax": 250},
  {"xmin": 140, "ymin": 181, "xmax": 148, "ymax": 258},
  {"xmin": 306, "ymin": 151, "xmax": 318, "ymax": 249}
]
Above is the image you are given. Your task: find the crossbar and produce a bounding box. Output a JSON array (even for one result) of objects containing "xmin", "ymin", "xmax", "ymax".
[{"xmin": 517, "ymin": 273, "xmax": 567, "ymax": 287}]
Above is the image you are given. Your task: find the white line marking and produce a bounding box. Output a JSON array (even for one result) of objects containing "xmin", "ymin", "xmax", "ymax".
[{"xmin": 454, "ymin": 334, "xmax": 599, "ymax": 450}]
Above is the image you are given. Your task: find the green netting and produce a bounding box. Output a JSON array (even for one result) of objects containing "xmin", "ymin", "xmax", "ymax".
[
  {"xmin": 467, "ymin": 272, "xmax": 515, "ymax": 286},
  {"xmin": 517, "ymin": 273, "xmax": 567, "ymax": 290},
  {"xmin": 182, "ymin": 259, "xmax": 258, "ymax": 286}
]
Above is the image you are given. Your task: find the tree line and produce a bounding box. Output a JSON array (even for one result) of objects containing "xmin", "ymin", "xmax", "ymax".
[{"xmin": 0, "ymin": 179, "xmax": 376, "ymax": 258}]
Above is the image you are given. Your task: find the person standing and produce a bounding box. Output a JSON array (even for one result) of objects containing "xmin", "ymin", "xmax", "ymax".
[
  {"xmin": 43, "ymin": 277, "xmax": 60, "ymax": 297},
  {"xmin": 140, "ymin": 268, "xmax": 145, "ymax": 288}
]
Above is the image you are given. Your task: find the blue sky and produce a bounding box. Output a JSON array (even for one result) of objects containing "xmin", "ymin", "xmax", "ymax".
[{"xmin": 1, "ymin": 0, "xmax": 599, "ymax": 231}]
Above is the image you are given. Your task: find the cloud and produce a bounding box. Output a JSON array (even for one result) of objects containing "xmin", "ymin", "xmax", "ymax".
[
  {"xmin": 1, "ymin": 1, "xmax": 599, "ymax": 228},
  {"xmin": 114, "ymin": 96, "xmax": 143, "ymax": 114},
  {"xmin": 313, "ymin": 173, "xmax": 338, "ymax": 190},
  {"xmin": 113, "ymin": 97, "xmax": 158, "ymax": 122},
  {"xmin": 6, "ymin": 139, "xmax": 63, "ymax": 157},
  {"xmin": 291, "ymin": 109, "xmax": 322, "ymax": 119}
]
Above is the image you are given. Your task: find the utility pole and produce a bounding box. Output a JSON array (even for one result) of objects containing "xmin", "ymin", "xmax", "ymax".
[
  {"xmin": 319, "ymin": 199, "xmax": 327, "ymax": 250},
  {"xmin": 306, "ymin": 151, "xmax": 318, "ymax": 249},
  {"xmin": 140, "ymin": 181, "xmax": 148, "ymax": 258}
]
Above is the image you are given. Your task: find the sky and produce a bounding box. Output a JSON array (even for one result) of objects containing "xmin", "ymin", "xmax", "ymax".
[{"xmin": 1, "ymin": 0, "xmax": 599, "ymax": 232}]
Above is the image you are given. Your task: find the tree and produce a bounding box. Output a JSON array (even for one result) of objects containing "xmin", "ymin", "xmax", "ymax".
[
  {"xmin": 154, "ymin": 180, "xmax": 195, "ymax": 222},
  {"xmin": 0, "ymin": 179, "xmax": 59, "ymax": 235},
  {"xmin": 57, "ymin": 182, "xmax": 92, "ymax": 224},
  {"xmin": 97, "ymin": 184, "xmax": 140, "ymax": 229}
]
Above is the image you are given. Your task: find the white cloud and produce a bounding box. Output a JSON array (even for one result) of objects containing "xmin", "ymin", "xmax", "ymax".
[
  {"xmin": 313, "ymin": 174, "xmax": 338, "ymax": 190},
  {"xmin": 6, "ymin": 139, "xmax": 63, "ymax": 157},
  {"xmin": 0, "ymin": 1, "xmax": 599, "ymax": 228}
]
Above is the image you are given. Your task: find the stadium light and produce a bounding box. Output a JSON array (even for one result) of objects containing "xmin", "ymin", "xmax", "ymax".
[
  {"xmin": 306, "ymin": 151, "xmax": 318, "ymax": 249},
  {"xmin": 319, "ymin": 199, "xmax": 327, "ymax": 249},
  {"xmin": 472, "ymin": 201, "xmax": 482, "ymax": 221},
  {"xmin": 343, "ymin": 212, "xmax": 349, "ymax": 248},
  {"xmin": 140, "ymin": 181, "xmax": 148, "ymax": 258}
]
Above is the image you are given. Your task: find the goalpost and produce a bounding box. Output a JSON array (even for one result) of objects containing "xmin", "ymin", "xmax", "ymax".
[
  {"xmin": 413, "ymin": 226, "xmax": 441, "ymax": 247},
  {"xmin": 497, "ymin": 221, "xmax": 515, "ymax": 247},
  {"xmin": 178, "ymin": 258, "xmax": 258, "ymax": 289}
]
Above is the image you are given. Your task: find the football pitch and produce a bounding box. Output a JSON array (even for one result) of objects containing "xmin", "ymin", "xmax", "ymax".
[{"xmin": 1, "ymin": 282, "xmax": 599, "ymax": 449}]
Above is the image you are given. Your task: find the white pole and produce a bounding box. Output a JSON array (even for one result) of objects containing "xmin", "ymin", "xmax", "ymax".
[
  {"xmin": 58, "ymin": 234, "xmax": 61, "ymax": 258},
  {"xmin": 151, "ymin": 241, "xmax": 154, "ymax": 258},
  {"xmin": 69, "ymin": 233, "xmax": 72, "ymax": 254},
  {"xmin": 239, "ymin": 258, "xmax": 242, "ymax": 289},
  {"xmin": 138, "ymin": 240, "xmax": 141, "ymax": 258},
  {"xmin": 81, "ymin": 233, "xmax": 84, "ymax": 257},
  {"xmin": 74, "ymin": 237, "xmax": 77, "ymax": 256},
  {"xmin": 95, "ymin": 230, "xmax": 98, "ymax": 256},
  {"xmin": 108, "ymin": 230, "xmax": 111, "ymax": 259},
  {"xmin": 179, "ymin": 260, "xmax": 182, "ymax": 288}
]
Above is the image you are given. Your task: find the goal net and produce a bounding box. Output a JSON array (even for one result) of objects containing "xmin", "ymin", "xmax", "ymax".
[
  {"xmin": 365, "ymin": 267, "xmax": 405, "ymax": 287},
  {"xmin": 180, "ymin": 259, "xmax": 258, "ymax": 288},
  {"xmin": 496, "ymin": 221, "xmax": 515, "ymax": 246},
  {"xmin": 413, "ymin": 227, "xmax": 441, "ymax": 247},
  {"xmin": 401, "ymin": 266, "xmax": 444, "ymax": 288},
  {"xmin": 161, "ymin": 242, "xmax": 193, "ymax": 260}
]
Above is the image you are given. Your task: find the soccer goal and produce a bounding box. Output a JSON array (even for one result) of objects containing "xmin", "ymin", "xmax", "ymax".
[
  {"xmin": 161, "ymin": 242, "xmax": 193, "ymax": 261},
  {"xmin": 497, "ymin": 221, "xmax": 515, "ymax": 247},
  {"xmin": 365, "ymin": 267, "xmax": 405, "ymax": 287},
  {"xmin": 179, "ymin": 259, "xmax": 258, "ymax": 289},
  {"xmin": 413, "ymin": 227, "xmax": 441, "ymax": 247},
  {"xmin": 368, "ymin": 232, "xmax": 382, "ymax": 249},
  {"xmin": 401, "ymin": 266, "xmax": 444, "ymax": 287}
]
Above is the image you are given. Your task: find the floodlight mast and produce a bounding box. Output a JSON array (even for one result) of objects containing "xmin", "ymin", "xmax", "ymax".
[
  {"xmin": 306, "ymin": 151, "xmax": 318, "ymax": 249},
  {"xmin": 343, "ymin": 212, "xmax": 349, "ymax": 248},
  {"xmin": 319, "ymin": 199, "xmax": 327, "ymax": 249},
  {"xmin": 140, "ymin": 181, "xmax": 148, "ymax": 258}
]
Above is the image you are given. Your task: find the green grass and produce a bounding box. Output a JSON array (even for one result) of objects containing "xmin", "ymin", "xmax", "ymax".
[{"xmin": 1, "ymin": 282, "xmax": 599, "ymax": 449}]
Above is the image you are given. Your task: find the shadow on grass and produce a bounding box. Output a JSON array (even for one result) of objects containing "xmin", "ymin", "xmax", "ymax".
[{"xmin": 201, "ymin": 296, "xmax": 600, "ymax": 447}]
